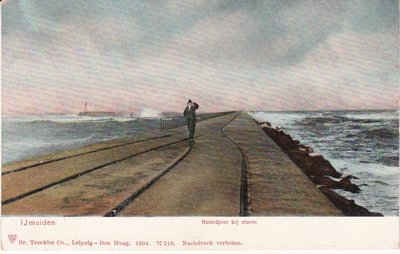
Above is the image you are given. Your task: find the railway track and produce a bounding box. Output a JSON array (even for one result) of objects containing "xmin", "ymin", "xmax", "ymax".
[
  {"xmin": 105, "ymin": 113, "xmax": 249, "ymax": 217},
  {"xmin": 2, "ymin": 112, "xmax": 249, "ymax": 216},
  {"xmin": 104, "ymin": 145, "xmax": 192, "ymax": 216},
  {"xmin": 2, "ymin": 135, "xmax": 190, "ymax": 206},
  {"xmin": 220, "ymin": 114, "xmax": 249, "ymax": 216}
]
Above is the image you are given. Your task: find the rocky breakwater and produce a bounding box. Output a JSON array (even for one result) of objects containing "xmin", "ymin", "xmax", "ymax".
[{"xmin": 256, "ymin": 121, "xmax": 383, "ymax": 216}]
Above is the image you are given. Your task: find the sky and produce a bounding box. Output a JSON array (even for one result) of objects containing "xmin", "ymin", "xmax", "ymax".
[{"xmin": 2, "ymin": 0, "xmax": 399, "ymax": 115}]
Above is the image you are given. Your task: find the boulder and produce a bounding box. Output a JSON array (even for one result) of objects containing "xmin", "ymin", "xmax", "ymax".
[
  {"xmin": 307, "ymin": 155, "xmax": 342, "ymax": 178},
  {"xmin": 346, "ymin": 175, "xmax": 359, "ymax": 180},
  {"xmin": 319, "ymin": 187, "xmax": 383, "ymax": 216},
  {"xmin": 339, "ymin": 176, "xmax": 361, "ymax": 193},
  {"xmin": 262, "ymin": 127, "xmax": 278, "ymax": 140},
  {"xmin": 292, "ymin": 140, "xmax": 301, "ymax": 146},
  {"xmin": 262, "ymin": 127, "xmax": 342, "ymax": 178},
  {"xmin": 259, "ymin": 121, "xmax": 272, "ymax": 127},
  {"xmin": 275, "ymin": 132, "xmax": 298, "ymax": 150},
  {"xmin": 312, "ymin": 176, "xmax": 361, "ymax": 193},
  {"xmin": 288, "ymin": 153, "xmax": 342, "ymax": 178},
  {"xmin": 298, "ymin": 144, "xmax": 314, "ymax": 153},
  {"xmin": 311, "ymin": 176, "xmax": 341, "ymax": 189}
]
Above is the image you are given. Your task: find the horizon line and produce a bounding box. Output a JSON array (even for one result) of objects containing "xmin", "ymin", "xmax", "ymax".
[{"xmin": 2, "ymin": 108, "xmax": 399, "ymax": 117}]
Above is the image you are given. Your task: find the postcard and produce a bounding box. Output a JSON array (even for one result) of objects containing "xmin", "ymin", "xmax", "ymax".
[{"xmin": 1, "ymin": 0, "xmax": 399, "ymax": 251}]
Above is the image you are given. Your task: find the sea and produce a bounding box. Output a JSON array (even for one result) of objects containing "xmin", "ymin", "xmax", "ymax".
[
  {"xmin": 249, "ymin": 110, "xmax": 399, "ymax": 216},
  {"xmin": 2, "ymin": 110, "xmax": 399, "ymax": 216},
  {"xmin": 2, "ymin": 114, "xmax": 161, "ymax": 165}
]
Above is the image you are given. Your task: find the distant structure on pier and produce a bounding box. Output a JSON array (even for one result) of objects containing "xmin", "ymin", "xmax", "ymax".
[
  {"xmin": 78, "ymin": 102, "xmax": 118, "ymax": 117},
  {"xmin": 77, "ymin": 102, "xmax": 138, "ymax": 117},
  {"xmin": 78, "ymin": 111, "xmax": 118, "ymax": 117}
]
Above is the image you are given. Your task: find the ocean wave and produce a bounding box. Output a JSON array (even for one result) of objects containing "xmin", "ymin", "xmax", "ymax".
[
  {"xmin": 359, "ymin": 127, "xmax": 399, "ymax": 140},
  {"xmin": 3, "ymin": 115, "xmax": 139, "ymax": 124},
  {"xmin": 248, "ymin": 111, "xmax": 307, "ymax": 128},
  {"xmin": 299, "ymin": 115, "xmax": 387, "ymax": 126},
  {"xmin": 371, "ymin": 180, "xmax": 390, "ymax": 186},
  {"xmin": 4, "ymin": 134, "xmax": 106, "ymax": 149},
  {"xmin": 344, "ymin": 110, "xmax": 399, "ymax": 121},
  {"xmin": 2, "ymin": 114, "xmax": 162, "ymax": 165}
]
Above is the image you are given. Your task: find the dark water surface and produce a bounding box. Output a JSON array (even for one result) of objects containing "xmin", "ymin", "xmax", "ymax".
[{"xmin": 2, "ymin": 115, "xmax": 161, "ymax": 164}]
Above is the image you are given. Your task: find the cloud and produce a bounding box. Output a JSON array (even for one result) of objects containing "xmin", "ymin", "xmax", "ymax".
[
  {"xmin": 2, "ymin": 0, "xmax": 399, "ymax": 114},
  {"xmin": 158, "ymin": 0, "xmax": 347, "ymax": 66},
  {"xmin": 266, "ymin": 26, "xmax": 399, "ymax": 110},
  {"xmin": 344, "ymin": 0, "xmax": 398, "ymax": 32}
]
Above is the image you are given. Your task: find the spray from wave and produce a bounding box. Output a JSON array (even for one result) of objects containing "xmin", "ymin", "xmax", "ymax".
[{"xmin": 139, "ymin": 108, "xmax": 161, "ymax": 118}]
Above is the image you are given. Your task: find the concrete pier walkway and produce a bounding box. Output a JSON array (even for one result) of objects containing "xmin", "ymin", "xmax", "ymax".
[
  {"xmin": 119, "ymin": 114, "xmax": 242, "ymax": 216},
  {"xmin": 223, "ymin": 114, "xmax": 342, "ymax": 216},
  {"xmin": 2, "ymin": 112, "xmax": 341, "ymax": 216}
]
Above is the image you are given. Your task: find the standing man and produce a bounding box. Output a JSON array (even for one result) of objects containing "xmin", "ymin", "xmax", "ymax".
[{"xmin": 183, "ymin": 99, "xmax": 199, "ymax": 146}]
